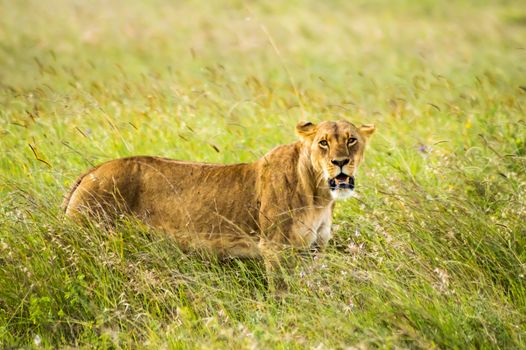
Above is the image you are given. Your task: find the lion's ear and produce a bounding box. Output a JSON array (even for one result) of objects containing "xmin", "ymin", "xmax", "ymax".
[
  {"xmin": 296, "ymin": 121, "xmax": 317, "ymax": 141},
  {"xmin": 359, "ymin": 124, "xmax": 376, "ymax": 139}
]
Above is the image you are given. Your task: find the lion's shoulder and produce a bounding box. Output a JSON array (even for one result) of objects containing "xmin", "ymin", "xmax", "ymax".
[{"xmin": 260, "ymin": 142, "xmax": 302, "ymax": 164}]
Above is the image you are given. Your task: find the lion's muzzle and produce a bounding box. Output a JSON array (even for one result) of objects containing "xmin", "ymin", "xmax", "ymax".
[{"xmin": 328, "ymin": 173, "xmax": 355, "ymax": 191}]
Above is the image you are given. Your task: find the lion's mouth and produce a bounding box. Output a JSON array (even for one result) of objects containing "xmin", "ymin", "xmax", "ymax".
[{"xmin": 328, "ymin": 173, "xmax": 355, "ymax": 191}]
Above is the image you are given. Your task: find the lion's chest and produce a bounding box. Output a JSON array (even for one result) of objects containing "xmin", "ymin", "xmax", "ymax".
[{"xmin": 291, "ymin": 205, "xmax": 333, "ymax": 248}]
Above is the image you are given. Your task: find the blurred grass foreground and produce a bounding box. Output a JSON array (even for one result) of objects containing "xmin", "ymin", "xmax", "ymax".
[{"xmin": 1, "ymin": 0, "xmax": 526, "ymax": 348}]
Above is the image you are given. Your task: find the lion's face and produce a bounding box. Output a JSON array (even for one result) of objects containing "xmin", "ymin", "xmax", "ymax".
[{"xmin": 297, "ymin": 120, "xmax": 375, "ymax": 200}]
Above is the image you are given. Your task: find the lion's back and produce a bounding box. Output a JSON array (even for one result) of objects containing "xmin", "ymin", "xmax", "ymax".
[{"xmin": 63, "ymin": 156, "xmax": 260, "ymax": 234}]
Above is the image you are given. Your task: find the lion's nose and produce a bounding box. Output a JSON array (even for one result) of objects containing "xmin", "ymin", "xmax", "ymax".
[{"xmin": 331, "ymin": 158, "xmax": 350, "ymax": 168}]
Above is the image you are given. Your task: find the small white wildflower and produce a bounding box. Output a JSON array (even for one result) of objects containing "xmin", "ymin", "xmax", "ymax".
[
  {"xmin": 34, "ymin": 334, "xmax": 41, "ymax": 346},
  {"xmin": 314, "ymin": 342, "xmax": 326, "ymax": 350},
  {"xmin": 433, "ymin": 268, "xmax": 450, "ymax": 293}
]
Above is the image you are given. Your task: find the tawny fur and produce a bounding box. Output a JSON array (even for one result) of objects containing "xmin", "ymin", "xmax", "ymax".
[{"xmin": 63, "ymin": 120, "xmax": 375, "ymax": 258}]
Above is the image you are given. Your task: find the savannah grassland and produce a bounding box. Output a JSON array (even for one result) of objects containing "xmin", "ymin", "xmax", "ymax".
[{"xmin": 1, "ymin": 0, "xmax": 526, "ymax": 348}]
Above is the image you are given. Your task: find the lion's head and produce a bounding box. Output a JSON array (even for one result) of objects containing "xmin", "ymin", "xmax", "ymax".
[{"xmin": 296, "ymin": 120, "xmax": 375, "ymax": 200}]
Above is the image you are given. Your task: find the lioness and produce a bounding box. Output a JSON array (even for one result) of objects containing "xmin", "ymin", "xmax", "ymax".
[{"xmin": 63, "ymin": 120, "xmax": 375, "ymax": 259}]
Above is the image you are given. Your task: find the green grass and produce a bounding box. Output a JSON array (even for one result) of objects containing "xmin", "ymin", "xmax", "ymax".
[{"xmin": 1, "ymin": 0, "xmax": 526, "ymax": 348}]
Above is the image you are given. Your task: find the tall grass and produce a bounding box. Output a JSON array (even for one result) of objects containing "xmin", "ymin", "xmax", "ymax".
[{"xmin": 1, "ymin": 0, "xmax": 525, "ymax": 348}]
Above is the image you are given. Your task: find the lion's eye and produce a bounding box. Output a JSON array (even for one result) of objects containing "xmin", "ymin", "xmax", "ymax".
[
  {"xmin": 319, "ymin": 140, "xmax": 329, "ymax": 147},
  {"xmin": 347, "ymin": 138, "xmax": 358, "ymax": 147}
]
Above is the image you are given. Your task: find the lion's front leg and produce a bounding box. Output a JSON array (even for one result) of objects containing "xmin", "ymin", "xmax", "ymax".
[
  {"xmin": 257, "ymin": 208, "xmax": 324, "ymax": 292},
  {"xmin": 257, "ymin": 236, "xmax": 294, "ymax": 293},
  {"xmin": 314, "ymin": 217, "xmax": 333, "ymax": 250},
  {"xmin": 257, "ymin": 216, "xmax": 296, "ymax": 293}
]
